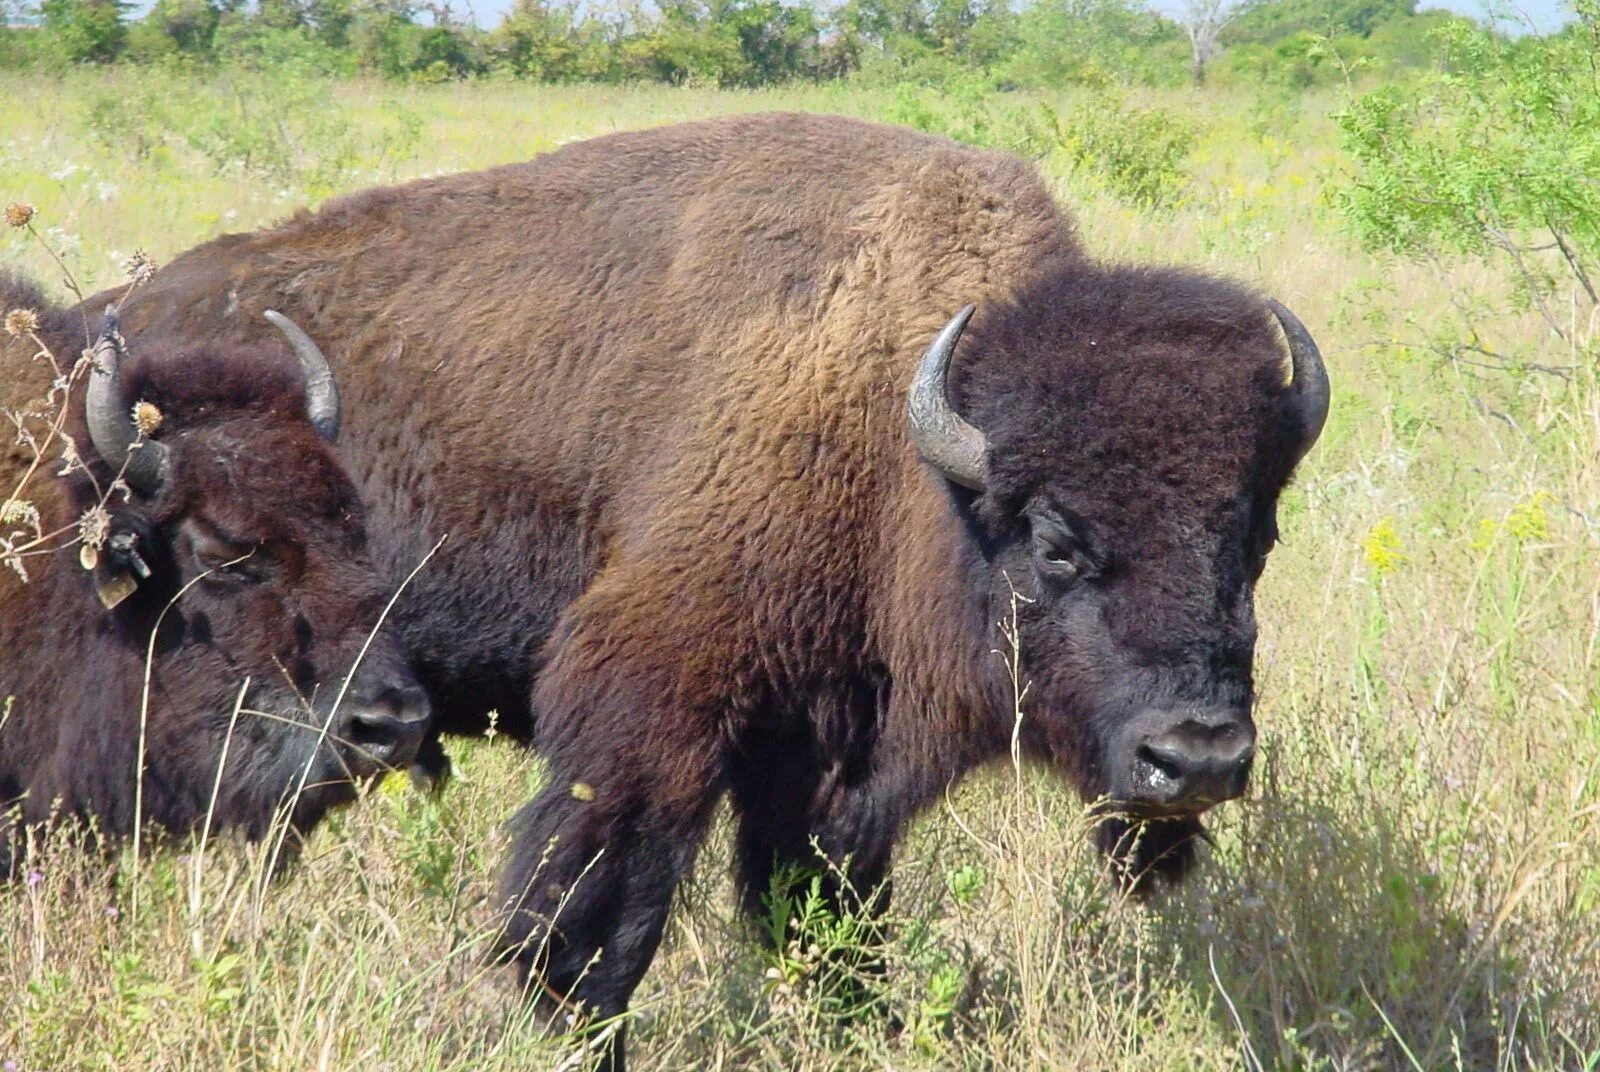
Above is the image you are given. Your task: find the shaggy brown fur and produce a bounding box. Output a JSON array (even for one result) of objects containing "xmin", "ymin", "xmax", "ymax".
[
  {"xmin": 0, "ymin": 274, "xmax": 426, "ymax": 875},
  {"xmin": 95, "ymin": 112, "xmax": 1321, "ymax": 1065}
]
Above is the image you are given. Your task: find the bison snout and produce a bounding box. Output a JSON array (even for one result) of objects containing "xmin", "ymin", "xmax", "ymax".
[
  {"xmin": 1114, "ymin": 707, "xmax": 1255, "ymax": 812},
  {"xmin": 337, "ymin": 686, "xmax": 431, "ymax": 773}
]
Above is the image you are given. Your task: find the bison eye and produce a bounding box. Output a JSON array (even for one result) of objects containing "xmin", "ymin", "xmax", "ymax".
[
  {"xmin": 1031, "ymin": 518, "xmax": 1091, "ymax": 585},
  {"xmin": 189, "ymin": 530, "xmax": 267, "ymax": 586}
]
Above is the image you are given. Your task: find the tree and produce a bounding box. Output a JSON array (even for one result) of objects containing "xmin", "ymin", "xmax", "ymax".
[
  {"xmin": 1334, "ymin": 1, "xmax": 1600, "ymax": 362},
  {"xmin": 1227, "ymin": 0, "xmax": 1414, "ymax": 44},
  {"xmin": 127, "ymin": 0, "xmax": 225, "ymax": 58},
  {"xmin": 39, "ymin": 0, "xmax": 130, "ymax": 61},
  {"xmin": 1176, "ymin": 0, "xmax": 1248, "ymax": 84}
]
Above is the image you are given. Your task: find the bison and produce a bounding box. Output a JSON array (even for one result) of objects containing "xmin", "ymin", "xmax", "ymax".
[
  {"xmin": 1, "ymin": 273, "xmax": 430, "ymax": 875},
  {"xmin": 102, "ymin": 111, "xmax": 1326, "ymax": 1064}
]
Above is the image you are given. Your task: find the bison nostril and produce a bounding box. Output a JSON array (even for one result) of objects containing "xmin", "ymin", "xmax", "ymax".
[
  {"xmin": 1135, "ymin": 741, "xmax": 1186, "ymax": 787},
  {"xmin": 337, "ymin": 692, "xmax": 429, "ymax": 770},
  {"xmin": 1123, "ymin": 713, "xmax": 1255, "ymax": 809},
  {"xmin": 347, "ymin": 712, "xmax": 404, "ymax": 748}
]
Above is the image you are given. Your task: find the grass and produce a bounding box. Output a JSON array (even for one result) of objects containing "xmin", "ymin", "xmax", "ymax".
[{"xmin": 3, "ymin": 69, "xmax": 1599, "ymax": 1070}]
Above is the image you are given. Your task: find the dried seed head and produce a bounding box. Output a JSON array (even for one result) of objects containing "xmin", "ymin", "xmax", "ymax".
[
  {"xmin": 3, "ymin": 202, "xmax": 34, "ymax": 228},
  {"xmin": 77, "ymin": 504, "xmax": 111, "ymax": 551},
  {"xmin": 4, "ymin": 308, "xmax": 39, "ymax": 337},
  {"xmin": 570, "ymin": 781, "xmax": 596, "ymax": 802},
  {"xmin": 131, "ymin": 401, "xmax": 163, "ymax": 437},
  {"xmin": 124, "ymin": 249, "xmax": 156, "ymax": 285}
]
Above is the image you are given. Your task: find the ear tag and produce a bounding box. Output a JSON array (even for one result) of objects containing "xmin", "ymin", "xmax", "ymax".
[
  {"xmin": 108, "ymin": 531, "xmax": 151, "ymax": 579},
  {"xmin": 79, "ymin": 543, "xmax": 99, "ymax": 571},
  {"xmin": 97, "ymin": 571, "xmax": 139, "ymax": 610}
]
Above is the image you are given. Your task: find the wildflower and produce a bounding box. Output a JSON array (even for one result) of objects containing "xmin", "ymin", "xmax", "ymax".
[
  {"xmin": 4, "ymin": 309, "xmax": 39, "ymax": 338},
  {"xmin": 3, "ymin": 201, "xmax": 33, "ymax": 228},
  {"xmin": 25, "ymin": 869, "xmax": 43, "ymax": 888},
  {"xmin": 124, "ymin": 249, "xmax": 156, "ymax": 285},
  {"xmin": 132, "ymin": 401, "xmax": 163, "ymax": 437},
  {"xmin": 4, "ymin": 1059, "xmax": 19, "ymax": 1071},
  {"xmin": 1470, "ymin": 516, "xmax": 1500, "ymax": 553},
  {"xmin": 1507, "ymin": 492, "xmax": 1551, "ymax": 544},
  {"xmin": 1361, "ymin": 516, "xmax": 1405, "ymax": 577}
]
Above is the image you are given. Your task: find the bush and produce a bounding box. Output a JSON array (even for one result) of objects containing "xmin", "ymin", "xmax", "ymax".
[
  {"xmin": 1054, "ymin": 92, "xmax": 1198, "ymax": 210},
  {"xmin": 875, "ymin": 71, "xmax": 1056, "ymax": 157},
  {"xmin": 1334, "ymin": 5, "xmax": 1600, "ymax": 329}
]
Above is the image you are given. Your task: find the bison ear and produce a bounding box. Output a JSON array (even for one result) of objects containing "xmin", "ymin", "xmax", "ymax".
[
  {"xmin": 84, "ymin": 529, "xmax": 153, "ymax": 611},
  {"xmin": 907, "ymin": 304, "xmax": 988, "ymax": 492}
]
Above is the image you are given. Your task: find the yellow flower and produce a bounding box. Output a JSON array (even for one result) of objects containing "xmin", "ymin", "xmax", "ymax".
[
  {"xmin": 1362, "ymin": 516, "xmax": 1405, "ymax": 577},
  {"xmin": 1469, "ymin": 517, "xmax": 1499, "ymax": 553},
  {"xmin": 1506, "ymin": 492, "xmax": 1552, "ymax": 544}
]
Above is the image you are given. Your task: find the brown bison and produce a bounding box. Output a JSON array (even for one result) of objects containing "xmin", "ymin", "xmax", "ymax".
[
  {"xmin": 103, "ymin": 112, "xmax": 1326, "ymax": 1063},
  {"xmin": 1, "ymin": 274, "xmax": 429, "ymax": 875}
]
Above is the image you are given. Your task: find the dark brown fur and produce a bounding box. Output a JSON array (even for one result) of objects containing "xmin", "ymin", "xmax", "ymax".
[
  {"xmin": 94, "ymin": 113, "xmax": 1316, "ymax": 1061},
  {"xmin": 0, "ymin": 274, "xmax": 424, "ymax": 874}
]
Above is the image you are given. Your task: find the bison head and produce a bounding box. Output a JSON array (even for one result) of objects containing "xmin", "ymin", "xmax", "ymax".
[
  {"xmin": 909, "ymin": 269, "xmax": 1327, "ymax": 888},
  {"xmin": 74, "ymin": 307, "xmax": 429, "ymax": 837}
]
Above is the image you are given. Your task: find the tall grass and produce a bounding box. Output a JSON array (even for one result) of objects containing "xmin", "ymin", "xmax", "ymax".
[{"xmin": 2, "ymin": 70, "xmax": 1597, "ymax": 1070}]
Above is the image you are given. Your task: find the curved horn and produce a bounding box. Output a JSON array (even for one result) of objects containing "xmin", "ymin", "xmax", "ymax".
[
  {"xmin": 85, "ymin": 307, "xmax": 170, "ymax": 494},
  {"xmin": 264, "ymin": 309, "xmax": 340, "ymax": 443},
  {"xmin": 1267, "ymin": 299, "xmax": 1330, "ymax": 467},
  {"xmin": 907, "ymin": 304, "xmax": 987, "ymax": 491}
]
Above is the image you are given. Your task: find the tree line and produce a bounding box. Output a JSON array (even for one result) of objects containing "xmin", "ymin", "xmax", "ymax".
[{"xmin": 0, "ymin": 0, "xmax": 1567, "ymax": 88}]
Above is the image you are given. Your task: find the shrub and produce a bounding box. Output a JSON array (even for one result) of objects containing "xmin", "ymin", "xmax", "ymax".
[
  {"xmin": 1053, "ymin": 91, "xmax": 1198, "ymax": 210},
  {"xmin": 1334, "ymin": 5, "xmax": 1600, "ymax": 340}
]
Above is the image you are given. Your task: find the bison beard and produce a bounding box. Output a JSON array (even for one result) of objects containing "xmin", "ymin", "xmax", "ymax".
[{"xmin": 99, "ymin": 112, "xmax": 1327, "ymax": 1068}]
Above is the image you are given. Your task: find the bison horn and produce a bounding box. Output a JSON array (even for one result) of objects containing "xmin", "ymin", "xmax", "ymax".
[
  {"xmin": 1267, "ymin": 299, "xmax": 1330, "ymax": 467},
  {"xmin": 907, "ymin": 304, "xmax": 988, "ymax": 491},
  {"xmin": 265, "ymin": 309, "xmax": 340, "ymax": 443},
  {"xmin": 85, "ymin": 307, "xmax": 170, "ymax": 495}
]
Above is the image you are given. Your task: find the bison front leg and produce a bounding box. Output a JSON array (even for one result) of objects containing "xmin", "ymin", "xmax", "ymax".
[
  {"xmin": 729, "ymin": 732, "xmax": 906, "ymax": 1029},
  {"xmin": 494, "ymin": 586, "xmax": 730, "ymax": 1071},
  {"xmin": 731, "ymin": 754, "xmax": 898, "ymax": 930}
]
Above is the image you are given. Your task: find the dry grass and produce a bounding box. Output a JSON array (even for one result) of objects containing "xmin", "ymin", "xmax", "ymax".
[{"xmin": 2, "ymin": 71, "xmax": 1598, "ymax": 1071}]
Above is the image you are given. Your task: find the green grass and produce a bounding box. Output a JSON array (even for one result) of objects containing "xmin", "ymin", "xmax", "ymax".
[{"xmin": 3, "ymin": 69, "xmax": 1598, "ymax": 1070}]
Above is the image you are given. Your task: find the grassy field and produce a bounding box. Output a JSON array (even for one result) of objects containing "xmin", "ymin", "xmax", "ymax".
[{"xmin": 3, "ymin": 70, "xmax": 1598, "ymax": 1071}]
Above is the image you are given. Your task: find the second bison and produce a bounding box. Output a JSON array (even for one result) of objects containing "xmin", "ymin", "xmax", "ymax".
[{"xmin": 1, "ymin": 276, "xmax": 429, "ymax": 873}]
